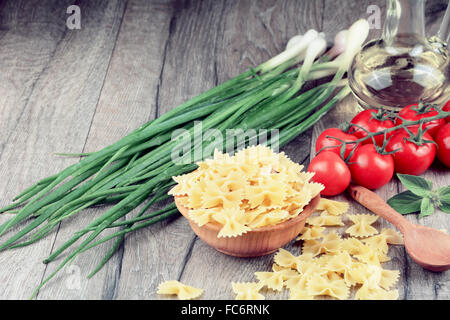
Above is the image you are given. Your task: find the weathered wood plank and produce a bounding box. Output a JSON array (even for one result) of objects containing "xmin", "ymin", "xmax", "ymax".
[
  {"xmin": 0, "ymin": 0, "xmax": 83, "ymax": 300},
  {"xmin": 115, "ymin": 0, "xmax": 231, "ymax": 300},
  {"xmin": 1, "ymin": 0, "xmax": 129, "ymax": 299},
  {"xmin": 89, "ymin": 0, "xmax": 185, "ymax": 300},
  {"xmin": 0, "ymin": 0, "xmax": 448, "ymax": 300},
  {"xmin": 178, "ymin": 0, "xmax": 323, "ymax": 300},
  {"xmin": 309, "ymin": 0, "xmax": 450, "ymax": 300},
  {"xmin": 309, "ymin": 94, "xmax": 407, "ymax": 300},
  {"xmin": 401, "ymin": 167, "xmax": 450, "ymax": 300}
]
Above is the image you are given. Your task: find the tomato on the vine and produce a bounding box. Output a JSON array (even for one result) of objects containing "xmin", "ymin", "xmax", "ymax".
[
  {"xmin": 386, "ymin": 128, "xmax": 436, "ymax": 175},
  {"xmin": 307, "ymin": 151, "xmax": 351, "ymax": 196},
  {"xmin": 395, "ymin": 102, "xmax": 445, "ymax": 137},
  {"xmin": 435, "ymin": 123, "xmax": 450, "ymax": 167},
  {"xmin": 315, "ymin": 128, "xmax": 358, "ymax": 159},
  {"xmin": 443, "ymin": 100, "xmax": 450, "ymax": 123},
  {"xmin": 348, "ymin": 109, "xmax": 395, "ymax": 146},
  {"xmin": 348, "ymin": 144, "xmax": 394, "ymax": 190}
]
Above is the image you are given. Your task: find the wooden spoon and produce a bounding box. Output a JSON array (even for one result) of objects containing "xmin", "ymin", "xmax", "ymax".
[{"xmin": 348, "ymin": 184, "xmax": 450, "ymax": 272}]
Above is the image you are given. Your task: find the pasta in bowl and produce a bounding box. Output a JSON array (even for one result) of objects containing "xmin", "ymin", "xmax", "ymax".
[{"xmin": 169, "ymin": 145, "xmax": 323, "ymax": 257}]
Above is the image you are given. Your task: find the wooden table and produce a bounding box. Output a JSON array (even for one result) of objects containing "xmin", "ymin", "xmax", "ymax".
[{"xmin": 0, "ymin": 0, "xmax": 449, "ymax": 300}]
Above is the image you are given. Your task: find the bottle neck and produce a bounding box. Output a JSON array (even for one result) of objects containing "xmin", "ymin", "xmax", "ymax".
[
  {"xmin": 383, "ymin": 0, "xmax": 426, "ymax": 46},
  {"xmin": 437, "ymin": 2, "xmax": 450, "ymax": 44}
]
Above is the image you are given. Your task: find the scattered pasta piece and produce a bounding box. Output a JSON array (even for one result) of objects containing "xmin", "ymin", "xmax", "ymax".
[
  {"xmin": 289, "ymin": 288, "xmax": 315, "ymax": 300},
  {"xmin": 306, "ymin": 214, "xmax": 344, "ymax": 227},
  {"xmin": 341, "ymin": 238, "xmax": 367, "ymax": 256},
  {"xmin": 362, "ymin": 234, "xmax": 389, "ymax": 255},
  {"xmin": 345, "ymin": 214, "xmax": 379, "ymax": 238},
  {"xmin": 227, "ymin": 195, "xmax": 404, "ymax": 301},
  {"xmin": 255, "ymin": 272, "xmax": 284, "ymax": 291},
  {"xmin": 307, "ymin": 273, "xmax": 350, "ymax": 300},
  {"xmin": 380, "ymin": 269, "xmax": 400, "ymax": 290},
  {"xmin": 297, "ymin": 225, "xmax": 325, "ymax": 240},
  {"xmin": 271, "ymin": 265, "xmax": 299, "ymax": 280},
  {"xmin": 284, "ymin": 274, "xmax": 309, "ymax": 291},
  {"xmin": 157, "ymin": 280, "xmax": 203, "ymax": 300},
  {"xmin": 380, "ymin": 228, "xmax": 404, "ymax": 245},
  {"xmin": 232, "ymin": 282, "xmax": 265, "ymax": 300},
  {"xmin": 317, "ymin": 198, "xmax": 349, "ymax": 216},
  {"xmin": 302, "ymin": 232, "xmax": 342, "ymax": 256},
  {"xmin": 354, "ymin": 283, "xmax": 399, "ymax": 300},
  {"xmin": 273, "ymin": 248, "xmax": 298, "ymax": 269}
]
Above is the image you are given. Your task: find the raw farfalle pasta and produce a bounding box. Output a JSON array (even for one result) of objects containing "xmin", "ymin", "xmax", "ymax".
[
  {"xmin": 307, "ymin": 273, "xmax": 350, "ymax": 300},
  {"xmin": 354, "ymin": 283, "xmax": 399, "ymax": 300},
  {"xmin": 213, "ymin": 207, "xmax": 251, "ymax": 238},
  {"xmin": 316, "ymin": 198, "xmax": 349, "ymax": 216},
  {"xmin": 302, "ymin": 232, "xmax": 342, "ymax": 256},
  {"xmin": 157, "ymin": 280, "xmax": 204, "ymax": 300},
  {"xmin": 231, "ymin": 282, "xmax": 265, "ymax": 300},
  {"xmin": 229, "ymin": 199, "xmax": 403, "ymax": 301},
  {"xmin": 297, "ymin": 225, "xmax": 325, "ymax": 240},
  {"xmin": 380, "ymin": 228, "xmax": 404, "ymax": 245},
  {"xmin": 289, "ymin": 287, "xmax": 314, "ymax": 300},
  {"xmin": 362, "ymin": 234, "xmax": 389, "ymax": 255},
  {"xmin": 188, "ymin": 208, "xmax": 217, "ymax": 227},
  {"xmin": 306, "ymin": 214, "xmax": 344, "ymax": 227},
  {"xmin": 248, "ymin": 209, "xmax": 290, "ymax": 228},
  {"xmin": 380, "ymin": 269, "xmax": 400, "ymax": 290},
  {"xmin": 254, "ymin": 272, "xmax": 284, "ymax": 291},
  {"xmin": 273, "ymin": 248, "xmax": 298, "ymax": 269},
  {"xmin": 345, "ymin": 214, "xmax": 379, "ymax": 238},
  {"xmin": 169, "ymin": 146, "xmax": 323, "ymax": 238}
]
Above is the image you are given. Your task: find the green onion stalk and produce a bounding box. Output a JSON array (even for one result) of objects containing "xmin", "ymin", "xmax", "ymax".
[{"xmin": 0, "ymin": 19, "xmax": 370, "ymax": 298}]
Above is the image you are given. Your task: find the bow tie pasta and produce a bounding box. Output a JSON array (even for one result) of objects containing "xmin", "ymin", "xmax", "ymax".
[{"xmin": 169, "ymin": 146, "xmax": 323, "ymax": 238}]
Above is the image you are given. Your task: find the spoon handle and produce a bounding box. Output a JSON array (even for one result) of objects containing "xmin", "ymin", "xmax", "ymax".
[{"xmin": 347, "ymin": 185, "xmax": 413, "ymax": 234}]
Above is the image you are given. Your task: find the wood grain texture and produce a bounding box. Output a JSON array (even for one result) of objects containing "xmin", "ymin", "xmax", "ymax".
[
  {"xmin": 33, "ymin": 0, "xmax": 132, "ymax": 300},
  {"xmin": 116, "ymin": 0, "xmax": 230, "ymax": 300},
  {"xmin": 306, "ymin": 0, "xmax": 450, "ymax": 300},
  {"xmin": 178, "ymin": 0, "xmax": 323, "ymax": 300},
  {"xmin": 0, "ymin": 0, "xmax": 448, "ymax": 300},
  {"xmin": 0, "ymin": 0, "xmax": 88, "ymax": 299}
]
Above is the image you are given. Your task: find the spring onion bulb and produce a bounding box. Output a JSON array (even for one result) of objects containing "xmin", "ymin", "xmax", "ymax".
[
  {"xmin": 325, "ymin": 29, "xmax": 348, "ymax": 59},
  {"xmin": 260, "ymin": 29, "xmax": 319, "ymax": 73},
  {"xmin": 297, "ymin": 36, "xmax": 327, "ymax": 82},
  {"xmin": 286, "ymin": 34, "xmax": 304, "ymax": 50}
]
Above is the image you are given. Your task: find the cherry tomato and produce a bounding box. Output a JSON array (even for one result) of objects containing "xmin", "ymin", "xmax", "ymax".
[
  {"xmin": 435, "ymin": 123, "xmax": 450, "ymax": 167},
  {"xmin": 386, "ymin": 128, "xmax": 436, "ymax": 175},
  {"xmin": 395, "ymin": 103, "xmax": 445, "ymax": 137},
  {"xmin": 348, "ymin": 109, "xmax": 395, "ymax": 146},
  {"xmin": 307, "ymin": 151, "xmax": 351, "ymax": 196},
  {"xmin": 315, "ymin": 128, "xmax": 358, "ymax": 159},
  {"xmin": 443, "ymin": 100, "xmax": 450, "ymax": 123},
  {"xmin": 348, "ymin": 144, "xmax": 394, "ymax": 190}
]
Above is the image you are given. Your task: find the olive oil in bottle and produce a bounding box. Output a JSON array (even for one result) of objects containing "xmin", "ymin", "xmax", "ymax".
[{"xmin": 348, "ymin": 0, "xmax": 450, "ymax": 111}]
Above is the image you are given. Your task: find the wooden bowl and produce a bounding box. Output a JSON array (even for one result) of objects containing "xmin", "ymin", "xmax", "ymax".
[{"xmin": 175, "ymin": 195, "xmax": 320, "ymax": 258}]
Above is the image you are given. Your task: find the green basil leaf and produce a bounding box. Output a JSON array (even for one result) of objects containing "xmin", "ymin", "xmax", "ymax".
[
  {"xmin": 438, "ymin": 202, "xmax": 450, "ymax": 214},
  {"xmin": 437, "ymin": 186, "xmax": 450, "ymax": 203},
  {"xmin": 387, "ymin": 190, "xmax": 423, "ymax": 215},
  {"xmin": 419, "ymin": 197, "xmax": 434, "ymax": 218},
  {"xmin": 397, "ymin": 174, "xmax": 433, "ymax": 197}
]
